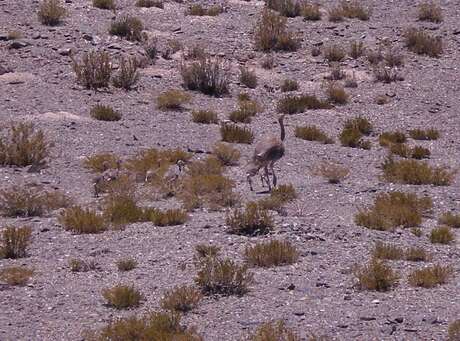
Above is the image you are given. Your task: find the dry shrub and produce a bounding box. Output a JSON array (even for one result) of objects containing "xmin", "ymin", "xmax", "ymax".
[
  {"xmin": 38, "ymin": 0, "xmax": 66, "ymax": 25},
  {"xmin": 250, "ymin": 320, "xmax": 300, "ymax": 341},
  {"xmin": 372, "ymin": 242, "xmax": 404, "ymax": 260},
  {"xmin": 220, "ymin": 123, "xmax": 254, "ymax": 144},
  {"xmin": 411, "ymin": 227, "xmax": 423, "ymax": 237},
  {"xmin": 448, "ymin": 320, "xmax": 460, "ymax": 341},
  {"xmin": 112, "ymin": 56, "xmax": 140, "ymax": 90},
  {"xmin": 162, "ymin": 39, "xmax": 183, "ymax": 59},
  {"xmin": 257, "ymin": 184, "xmax": 297, "ymax": 212},
  {"xmin": 410, "ymin": 146, "xmax": 431, "ymax": 159},
  {"xmin": 229, "ymin": 99, "xmax": 262, "ymax": 123},
  {"xmin": 70, "ymin": 259, "xmax": 98, "ymax": 272},
  {"xmin": 375, "ymin": 94, "xmax": 390, "ymax": 105},
  {"xmin": 265, "ymin": 0, "xmax": 301, "ymax": 17},
  {"xmin": 354, "ymin": 258, "xmax": 399, "ymax": 292},
  {"xmin": 384, "ymin": 48, "xmax": 404, "ymax": 67},
  {"xmin": 103, "ymin": 192, "xmax": 144, "ymax": 226},
  {"xmin": 184, "ymin": 44, "xmax": 207, "ymax": 61},
  {"xmin": 84, "ymin": 153, "xmax": 119, "ymax": 173},
  {"xmin": 295, "ymin": 125, "xmax": 334, "ymax": 144},
  {"xmin": 144, "ymin": 208, "xmax": 188, "ymax": 226},
  {"xmin": 0, "ymin": 185, "xmax": 69, "ymax": 217},
  {"xmin": 0, "ymin": 266, "xmax": 34, "ymax": 286},
  {"xmin": 157, "ymin": 90, "xmax": 191, "ymax": 111},
  {"xmin": 324, "ymin": 44, "xmax": 346, "ymax": 62},
  {"xmin": 116, "ymin": 258, "xmax": 137, "ymax": 272},
  {"xmin": 349, "ymin": 40, "xmax": 365, "ymax": 59},
  {"xmin": 409, "ymin": 128, "xmax": 439, "ymax": 140},
  {"xmin": 136, "ymin": 0, "xmax": 163, "ymax": 8},
  {"xmin": 381, "ymin": 158, "xmax": 455, "ymax": 186},
  {"xmin": 240, "ymin": 67, "xmax": 258, "ymax": 89},
  {"xmin": 91, "ymin": 311, "xmax": 202, "ymax": 341},
  {"xmin": 418, "ymin": 1, "xmax": 443, "ymax": 23},
  {"xmin": 194, "ymin": 255, "xmax": 253, "ymax": 296},
  {"xmin": 59, "ymin": 206, "xmax": 107, "ymax": 234},
  {"xmin": 404, "ymin": 28, "xmax": 442, "ymax": 57},
  {"xmin": 374, "ymin": 66, "xmax": 403, "ymax": 83},
  {"xmin": 109, "ymin": 16, "xmax": 144, "ymax": 41},
  {"xmin": 339, "ymin": 0, "xmax": 370, "ymax": 20},
  {"xmin": 90, "ymin": 105, "xmax": 121, "ymax": 121},
  {"xmin": 226, "ymin": 202, "xmax": 273, "ymax": 236},
  {"xmin": 0, "ymin": 226, "xmax": 32, "ymax": 259},
  {"xmin": 325, "ymin": 82, "xmax": 349, "ymax": 104},
  {"xmin": 439, "ymin": 212, "xmax": 460, "ymax": 229},
  {"xmin": 340, "ymin": 117, "xmax": 372, "ymax": 149},
  {"xmin": 355, "ymin": 191, "xmax": 432, "ymax": 231},
  {"xmin": 277, "ymin": 94, "xmax": 331, "ymax": 114},
  {"xmin": 0, "ymin": 122, "xmax": 51, "ymax": 168},
  {"xmin": 281, "ymin": 79, "xmax": 299, "ymax": 92},
  {"xmin": 195, "ymin": 244, "xmax": 221, "ymax": 260},
  {"xmin": 301, "ymin": 3, "xmax": 322, "ymax": 20},
  {"xmin": 261, "ymin": 54, "xmax": 275, "ymax": 69},
  {"xmin": 103, "ymin": 285, "xmax": 143, "ymax": 309},
  {"xmin": 93, "ymin": 0, "xmax": 115, "ymax": 9},
  {"xmin": 187, "ymin": 4, "xmax": 223, "ymax": 16},
  {"xmin": 408, "ymin": 264, "xmax": 453, "ymax": 288},
  {"xmin": 379, "ymin": 131, "xmax": 407, "ymax": 146},
  {"xmin": 254, "ymin": 9, "xmax": 300, "ymax": 52},
  {"xmin": 312, "ymin": 161, "xmax": 349, "ymax": 184},
  {"xmin": 405, "ymin": 247, "xmax": 430, "ymax": 262},
  {"xmin": 430, "ymin": 226, "xmax": 455, "ymax": 244},
  {"xmin": 245, "ymin": 240, "xmax": 298, "ymax": 267},
  {"xmin": 192, "ymin": 110, "xmax": 218, "ymax": 124},
  {"xmin": 213, "ymin": 143, "xmax": 240, "ymax": 166},
  {"xmin": 366, "ymin": 48, "xmax": 383, "ymax": 65},
  {"xmin": 180, "ymin": 56, "xmax": 229, "ymax": 96},
  {"xmin": 328, "ymin": 6, "xmax": 344, "ymax": 22},
  {"xmin": 72, "ymin": 51, "xmax": 112, "ymax": 90},
  {"xmin": 328, "ymin": 63, "xmax": 345, "ymax": 81},
  {"xmin": 143, "ymin": 37, "xmax": 158, "ymax": 61},
  {"xmin": 160, "ymin": 285, "xmax": 203, "ymax": 313}
]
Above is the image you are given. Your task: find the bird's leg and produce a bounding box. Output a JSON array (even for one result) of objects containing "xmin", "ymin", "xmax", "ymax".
[
  {"xmin": 247, "ymin": 174, "xmax": 254, "ymax": 191},
  {"xmin": 270, "ymin": 162, "xmax": 277, "ymax": 188},
  {"xmin": 264, "ymin": 165, "xmax": 272, "ymax": 191},
  {"xmin": 260, "ymin": 171, "xmax": 266, "ymax": 187}
]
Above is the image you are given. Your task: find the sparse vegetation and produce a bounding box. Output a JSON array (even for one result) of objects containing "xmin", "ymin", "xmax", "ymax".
[
  {"xmin": 59, "ymin": 206, "xmax": 107, "ymax": 234},
  {"xmin": 239, "ymin": 67, "xmax": 258, "ymax": 89},
  {"xmin": 301, "ymin": 3, "xmax": 321, "ymax": 21},
  {"xmin": 324, "ymin": 44, "xmax": 346, "ymax": 62},
  {"xmin": 109, "ymin": 16, "xmax": 144, "ymax": 41},
  {"xmin": 112, "ymin": 56, "xmax": 140, "ymax": 90},
  {"xmin": 295, "ymin": 125, "xmax": 334, "ymax": 144},
  {"xmin": 355, "ymin": 191, "xmax": 432, "ymax": 231},
  {"xmin": 136, "ymin": 0, "xmax": 163, "ymax": 8},
  {"xmin": 93, "ymin": 0, "xmax": 115, "ymax": 10},
  {"xmin": 157, "ymin": 90, "xmax": 191, "ymax": 111},
  {"xmin": 404, "ymin": 28, "xmax": 443, "ymax": 57},
  {"xmin": 257, "ymin": 184, "xmax": 297, "ymax": 212},
  {"xmin": 244, "ymin": 240, "xmax": 298, "ymax": 267},
  {"xmin": 72, "ymin": 50, "xmax": 112, "ymax": 90},
  {"xmin": 187, "ymin": 4, "xmax": 223, "ymax": 16},
  {"xmin": 379, "ymin": 131, "xmax": 407, "ymax": 146},
  {"xmin": 384, "ymin": 48, "xmax": 404, "ymax": 67},
  {"xmin": 220, "ymin": 123, "xmax": 254, "ymax": 144},
  {"xmin": 349, "ymin": 40, "xmax": 365, "ymax": 59},
  {"xmin": 405, "ymin": 247, "xmax": 430, "ymax": 262},
  {"xmin": 90, "ymin": 105, "xmax": 121, "ymax": 121},
  {"xmin": 339, "ymin": 117, "xmax": 372, "ymax": 149},
  {"xmin": 372, "ymin": 242, "xmax": 404, "ymax": 260},
  {"xmin": 277, "ymin": 94, "xmax": 332, "ymax": 114},
  {"xmin": 102, "ymin": 285, "xmax": 143, "ymax": 309},
  {"xmin": 213, "ymin": 143, "xmax": 240, "ymax": 166},
  {"xmin": 250, "ymin": 320, "xmax": 300, "ymax": 341},
  {"xmin": 69, "ymin": 259, "xmax": 98, "ymax": 272},
  {"xmin": 144, "ymin": 208, "xmax": 188, "ymax": 226},
  {"xmin": 38, "ymin": 0, "xmax": 66, "ymax": 26},
  {"xmin": 0, "ymin": 226, "xmax": 32, "ymax": 259},
  {"xmin": 418, "ymin": 1, "xmax": 443, "ymax": 23},
  {"xmin": 430, "ymin": 226, "xmax": 455, "ymax": 244},
  {"xmin": 192, "ymin": 110, "xmax": 218, "ymax": 124},
  {"xmin": 116, "ymin": 258, "xmax": 137, "ymax": 272},
  {"xmin": 312, "ymin": 161, "xmax": 349, "ymax": 184},
  {"xmin": 160, "ymin": 285, "xmax": 203, "ymax": 313},
  {"xmin": 408, "ymin": 264, "xmax": 453, "ymax": 288},
  {"xmin": 374, "ymin": 66, "xmax": 403, "ymax": 83},
  {"xmin": 409, "ymin": 128, "xmax": 439, "ymax": 140},
  {"xmin": 226, "ymin": 202, "xmax": 273, "ymax": 236},
  {"xmin": 84, "ymin": 153, "xmax": 119, "ymax": 173},
  {"xmin": 339, "ymin": 0, "xmax": 371, "ymax": 20},
  {"xmin": 448, "ymin": 320, "xmax": 460, "ymax": 341},
  {"xmin": 439, "ymin": 212, "xmax": 460, "ymax": 229},
  {"xmin": 265, "ymin": 0, "xmax": 301, "ymax": 17},
  {"xmin": 0, "ymin": 266, "xmax": 34, "ymax": 286},
  {"xmin": 326, "ymin": 82, "xmax": 349, "ymax": 104},
  {"xmin": 281, "ymin": 79, "xmax": 299, "ymax": 92},
  {"xmin": 354, "ymin": 258, "xmax": 399, "ymax": 291}
]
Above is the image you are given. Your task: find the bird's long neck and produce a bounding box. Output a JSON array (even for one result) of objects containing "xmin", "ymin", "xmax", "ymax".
[{"xmin": 279, "ymin": 118, "xmax": 285, "ymax": 141}]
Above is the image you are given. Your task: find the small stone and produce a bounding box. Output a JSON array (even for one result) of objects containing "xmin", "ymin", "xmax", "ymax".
[
  {"xmin": 108, "ymin": 43, "xmax": 122, "ymax": 50},
  {"xmin": 395, "ymin": 317, "xmax": 404, "ymax": 323},
  {"xmin": 8, "ymin": 40, "xmax": 29, "ymax": 49},
  {"xmin": 58, "ymin": 47, "xmax": 73, "ymax": 56},
  {"xmin": 360, "ymin": 316, "xmax": 376, "ymax": 321},
  {"xmin": 287, "ymin": 283, "xmax": 295, "ymax": 290},
  {"xmin": 32, "ymin": 32, "xmax": 41, "ymax": 39},
  {"xmin": 293, "ymin": 311, "xmax": 305, "ymax": 316},
  {"xmin": 371, "ymin": 299, "xmax": 380, "ymax": 304}
]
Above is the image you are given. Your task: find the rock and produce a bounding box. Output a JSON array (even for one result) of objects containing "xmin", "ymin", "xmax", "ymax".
[
  {"xmin": 58, "ymin": 47, "xmax": 73, "ymax": 56},
  {"xmin": 8, "ymin": 40, "xmax": 30, "ymax": 49},
  {"xmin": 0, "ymin": 72, "xmax": 36, "ymax": 84},
  {"xmin": 0, "ymin": 33, "xmax": 9, "ymax": 41},
  {"xmin": 32, "ymin": 32, "xmax": 41, "ymax": 39},
  {"xmin": 287, "ymin": 283, "xmax": 295, "ymax": 290},
  {"xmin": 293, "ymin": 311, "xmax": 305, "ymax": 316},
  {"xmin": 82, "ymin": 33, "xmax": 93, "ymax": 41},
  {"xmin": 0, "ymin": 64, "xmax": 11, "ymax": 75},
  {"xmin": 394, "ymin": 317, "xmax": 404, "ymax": 323},
  {"xmin": 453, "ymin": 29, "xmax": 460, "ymax": 35},
  {"xmin": 360, "ymin": 316, "xmax": 376, "ymax": 321},
  {"xmin": 108, "ymin": 43, "xmax": 122, "ymax": 50}
]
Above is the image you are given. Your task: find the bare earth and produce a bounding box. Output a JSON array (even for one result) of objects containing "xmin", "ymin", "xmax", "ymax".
[{"xmin": 0, "ymin": 0, "xmax": 459, "ymax": 340}]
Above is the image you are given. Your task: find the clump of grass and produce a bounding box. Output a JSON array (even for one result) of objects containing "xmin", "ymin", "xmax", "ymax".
[
  {"xmin": 250, "ymin": 320, "xmax": 300, "ymax": 341},
  {"xmin": 375, "ymin": 94, "xmax": 390, "ymax": 105},
  {"xmin": 72, "ymin": 50, "xmax": 112, "ymax": 90},
  {"xmin": 254, "ymin": 8, "xmax": 300, "ymax": 52},
  {"xmin": 418, "ymin": 1, "xmax": 443, "ymax": 23},
  {"xmin": 384, "ymin": 48, "xmax": 404, "ymax": 67},
  {"xmin": 0, "ymin": 122, "xmax": 51, "ymax": 168},
  {"xmin": 411, "ymin": 227, "xmax": 423, "ymax": 237},
  {"xmin": 439, "ymin": 212, "xmax": 460, "ymax": 229},
  {"xmin": 430, "ymin": 226, "xmax": 455, "ymax": 244},
  {"xmin": 112, "ymin": 56, "xmax": 140, "ymax": 90},
  {"xmin": 244, "ymin": 240, "xmax": 298, "ymax": 267},
  {"xmin": 228, "ymin": 99, "xmax": 261, "ymax": 123},
  {"xmin": 257, "ymin": 184, "xmax": 297, "ymax": 212},
  {"xmin": 0, "ymin": 226, "xmax": 32, "ymax": 259},
  {"xmin": 195, "ymin": 255, "xmax": 253, "ymax": 296},
  {"xmin": 102, "ymin": 285, "xmax": 143, "ymax": 309},
  {"xmin": 328, "ymin": 63, "xmax": 345, "ymax": 81},
  {"xmin": 324, "ymin": 44, "xmax": 346, "ymax": 62},
  {"xmin": 349, "ymin": 40, "xmax": 365, "ymax": 59},
  {"xmin": 195, "ymin": 244, "xmax": 221, "ymax": 260},
  {"xmin": 160, "ymin": 285, "xmax": 203, "ymax": 313},
  {"xmin": 261, "ymin": 54, "xmax": 275, "ymax": 69},
  {"xmin": 37, "ymin": 0, "xmax": 66, "ymax": 26},
  {"xmin": 408, "ymin": 264, "xmax": 452, "ymax": 288},
  {"xmin": 103, "ymin": 192, "xmax": 144, "ymax": 226},
  {"xmin": 136, "ymin": 0, "xmax": 163, "ymax": 8},
  {"xmin": 192, "ymin": 110, "xmax": 218, "ymax": 124},
  {"xmin": 339, "ymin": 116, "xmax": 372, "ymax": 149},
  {"xmin": 277, "ymin": 94, "xmax": 332, "ymax": 114},
  {"xmin": 69, "ymin": 259, "xmax": 98, "ymax": 272},
  {"xmin": 354, "ymin": 258, "xmax": 399, "ymax": 292},
  {"xmin": 220, "ymin": 123, "xmax": 254, "ymax": 144},
  {"xmin": 405, "ymin": 247, "xmax": 430, "ymax": 262},
  {"xmin": 379, "ymin": 131, "xmax": 407, "ymax": 146},
  {"xmin": 326, "ymin": 82, "xmax": 349, "ymax": 104},
  {"xmin": 410, "ymin": 146, "xmax": 431, "ymax": 159},
  {"xmin": 448, "ymin": 320, "xmax": 460, "ymax": 341},
  {"xmin": 157, "ymin": 89, "xmax": 191, "ymax": 111},
  {"xmin": 281, "ymin": 79, "xmax": 299, "ymax": 92},
  {"xmin": 355, "ymin": 191, "xmax": 432, "ymax": 231},
  {"xmin": 144, "ymin": 208, "xmax": 188, "ymax": 226},
  {"xmin": 366, "ymin": 48, "xmax": 383, "ymax": 65},
  {"xmin": 90, "ymin": 105, "xmax": 121, "ymax": 121},
  {"xmin": 116, "ymin": 258, "xmax": 137, "ymax": 272},
  {"xmin": 339, "ymin": 0, "xmax": 371, "ymax": 20},
  {"xmin": 301, "ymin": 3, "xmax": 321, "ymax": 20},
  {"xmin": 213, "ymin": 143, "xmax": 240, "ymax": 166},
  {"xmin": 265, "ymin": 0, "xmax": 301, "ymax": 17},
  {"xmin": 373, "ymin": 66, "xmax": 403, "ymax": 83},
  {"xmin": 372, "ymin": 242, "xmax": 404, "ymax": 260},
  {"xmin": 180, "ymin": 56, "xmax": 230, "ymax": 96},
  {"xmin": 0, "ymin": 266, "xmax": 34, "ymax": 286},
  {"xmin": 409, "ymin": 128, "xmax": 439, "ymax": 140},
  {"xmin": 345, "ymin": 116, "xmax": 373, "ymax": 135},
  {"xmin": 328, "ymin": 6, "xmax": 344, "ymax": 22},
  {"xmin": 0, "ymin": 185, "xmax": 69, "ymax": 217},
  {"xmin": 187, "ymin": 4, "xmax": 223, "ymax": 16},
  {"xmin": 84, "ymin": 153, "xmax": 119, "ymax": 173},
  {"xmin": 404, "ymin": 27, "xmax": 443, "ymax": 57},
  {"xmin": 295, "ymin": 125, "xmax": 333, "ymax": 144},
  {"xmin": 312, "ymin": 161, "xmax": 349, "ymax": 184},
  {"xmin": 381, "ymin": 158, "xmax": 455, "ymax": 186},
  {"xmin": 59, "ymin": 206, "xmax": 107, "ymax": 234},
  {"xmin": 93, "ymin": 0, "xmax": 115, "ymax": 10},
  {"xmin": 226, "ymin": 202, "xmax": 273, "ymax": 236},
  {"xmin": 239, "ymin": 67, "xmax": 258, "ymax": 89},
  {"xmin": 109, "ymin": 16, "xmax": 144, "ymax": 41}
]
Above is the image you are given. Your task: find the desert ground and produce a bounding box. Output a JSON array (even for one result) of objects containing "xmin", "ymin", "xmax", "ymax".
[{"xmin": 0, "ymin": 0, "xmax": 459, "ymax": 340}]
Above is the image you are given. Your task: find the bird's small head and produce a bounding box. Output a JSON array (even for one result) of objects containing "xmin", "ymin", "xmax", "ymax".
[{"xmin": 278, "ymin": 114, "xmax": 286, "ymax": 123}]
